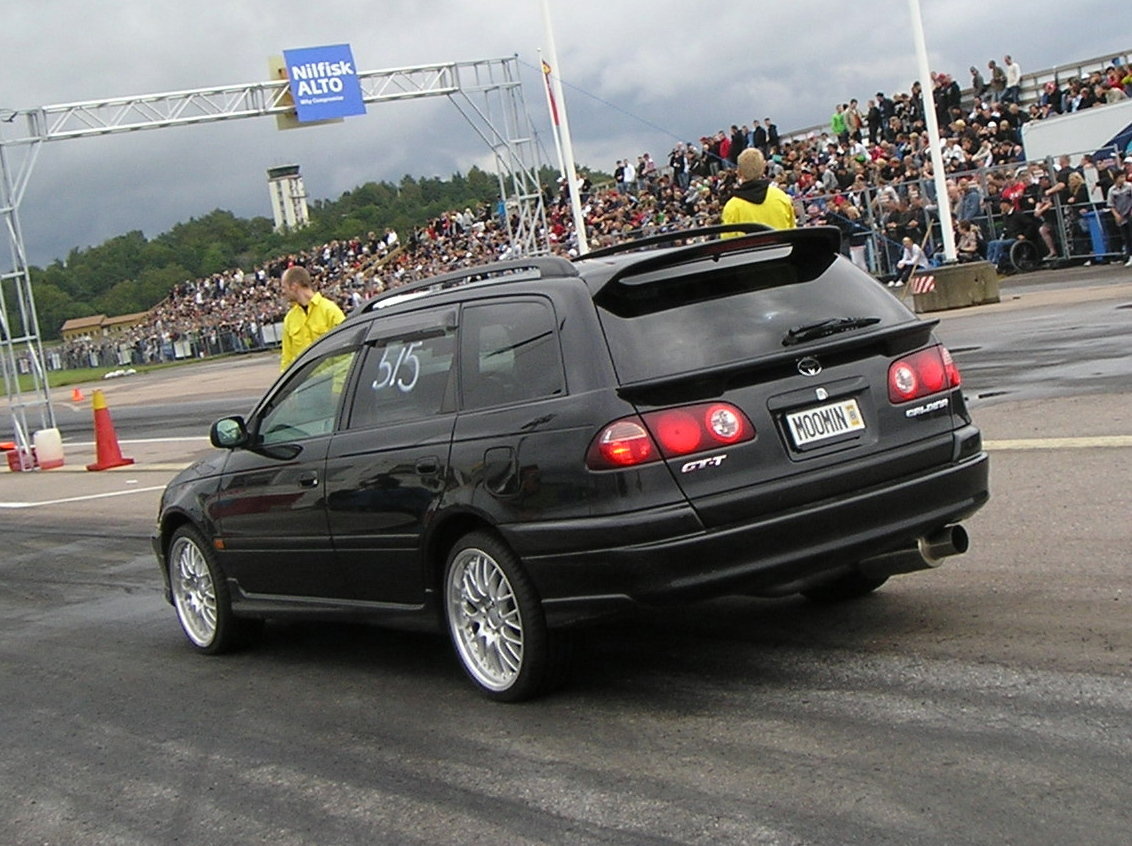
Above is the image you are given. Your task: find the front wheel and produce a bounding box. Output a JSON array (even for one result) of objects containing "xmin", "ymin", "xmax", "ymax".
[
  {"xmin": 443, "ymin": 531, "xmax": 565, "ymax": 702},
  {"xmin": 167, "ymin": 526, "xmax": 259, "ymax": 654}
]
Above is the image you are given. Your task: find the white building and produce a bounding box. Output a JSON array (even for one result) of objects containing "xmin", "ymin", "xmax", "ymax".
[{"xmin": 266, "ymin": 164, "xmax": 310, "ymax": 232}]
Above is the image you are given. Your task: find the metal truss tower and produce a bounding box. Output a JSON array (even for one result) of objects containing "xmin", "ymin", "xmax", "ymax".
[{"xmin": 0, "ymin": 56, "xmax": 550, "ymax": 458}]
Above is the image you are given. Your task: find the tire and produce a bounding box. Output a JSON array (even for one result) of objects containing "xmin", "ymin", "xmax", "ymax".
[
  {"xmin": 1009, "ymin": 239, "xmax": 1040, "ymax": 273},
  {"xmin": 802, "ymin": 571, "xmax": 888, "ymax": 603},
  {"xmin": 443, "ymin": 531, "xmax": 566, "ymax": 702},
  {"xmin": 167, "ymin": 525, "xmax": 259, "ymax": 654}
]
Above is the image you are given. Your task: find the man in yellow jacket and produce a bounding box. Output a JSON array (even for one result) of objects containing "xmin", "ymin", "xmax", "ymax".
[
  {"xmin": 721, "ymin": 148, "xmax": 797, "ymax": 234},
  {"xmin": 279, "ymin": 266, "xmax": 346, "ymax": 371}
]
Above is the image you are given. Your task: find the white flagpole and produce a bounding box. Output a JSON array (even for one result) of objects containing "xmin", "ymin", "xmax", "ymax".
[
  {"xmin": 908, "ymin": 0, "xmax": 957, "ymax": 262},
  {"xmin": 540, "ymin": 0, "xmax": 589, "ymax": 254}
]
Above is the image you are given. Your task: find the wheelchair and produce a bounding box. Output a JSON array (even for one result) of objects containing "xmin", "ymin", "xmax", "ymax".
[{"xmin": 1007, "ymin": 238, "xmax": 1041, "ymax": 273}]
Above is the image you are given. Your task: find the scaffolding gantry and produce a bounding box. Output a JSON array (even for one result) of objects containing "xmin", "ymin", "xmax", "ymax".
[{"xmin": 0, "ymin": 56, "xmax": 550, "ymax": 459}]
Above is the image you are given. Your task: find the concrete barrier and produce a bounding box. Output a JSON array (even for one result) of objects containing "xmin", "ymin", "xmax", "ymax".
[{"xmin": 909, "ymin": 261, "xmax": 1000, "ymax": 313}]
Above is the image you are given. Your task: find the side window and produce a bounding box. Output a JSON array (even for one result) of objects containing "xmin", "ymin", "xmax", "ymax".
[
  {"xmin": 258, "ymin": 350, "xmax": 356, "ymax": 445},
  {"xmin": 461, "ymin": 300, "xmax": 564, "ymax": 410},
  {"xmin": 348, "ymin": 323, "xmax": 456, "ymax": 428}
]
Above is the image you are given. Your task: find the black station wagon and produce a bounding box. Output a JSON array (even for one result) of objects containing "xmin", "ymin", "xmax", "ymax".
[{"xmin": 153, "ymin": 225, "xmax": 989, "ymax": 701}]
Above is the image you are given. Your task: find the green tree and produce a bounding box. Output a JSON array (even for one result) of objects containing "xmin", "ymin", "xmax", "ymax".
[{"xmin": 26, "ymin": 165, "xmax": 552, "ymax": 339}]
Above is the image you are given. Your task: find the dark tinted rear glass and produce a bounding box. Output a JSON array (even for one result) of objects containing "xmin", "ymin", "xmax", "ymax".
[{"xmin": 596, "ymin": 253, "xmax": 912, "ymax": 384}]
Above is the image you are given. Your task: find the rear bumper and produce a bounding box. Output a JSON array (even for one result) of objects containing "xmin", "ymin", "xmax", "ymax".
[{"xmin": 504, "ymin": 451, "xmax": 989, "ymax": 626}]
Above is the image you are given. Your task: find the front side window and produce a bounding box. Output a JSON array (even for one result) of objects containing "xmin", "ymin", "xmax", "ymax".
[
  {"xmin": 460, "ymin": 300, "xmax": 565, "ymax": 410},
  {"xmin": 258, "ymin": 350, "xmax": 356, "ymax": 445}
]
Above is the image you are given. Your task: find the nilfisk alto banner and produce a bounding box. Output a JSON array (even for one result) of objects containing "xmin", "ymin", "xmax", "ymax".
[{"xmin": 282, "ymin": 44, "xmax": 366, "ymax": 122}]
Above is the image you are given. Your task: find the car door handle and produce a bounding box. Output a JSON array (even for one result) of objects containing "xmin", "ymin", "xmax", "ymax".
[{"xmin": 298, "ymin": 470, "xmax": 319, "ymax": 488}]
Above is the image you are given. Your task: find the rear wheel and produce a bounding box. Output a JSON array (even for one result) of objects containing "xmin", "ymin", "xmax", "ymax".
[
  {"xmin": 168, "ymin": 526, "xmax": 259, "ymax": 654},
  {"xmin": 444, "ymin": 531, "xmax": 566, "ymax": 702},
  {"xmin": 1009, "ymin": 238, "xmax": 1040, "ymax": 273},
  {"xmin": 802, "ymin": 571, "xmax": 888, "ymax": 602}
]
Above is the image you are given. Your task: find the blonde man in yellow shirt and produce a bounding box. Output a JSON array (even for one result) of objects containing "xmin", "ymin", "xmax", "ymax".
[
  {"xmin": 721, "ymin": 148, "xmax": 797, "ymax": 234},
  {"xmin": 279, "ymin": 266, "xmax": 346, "ymax": 371}
]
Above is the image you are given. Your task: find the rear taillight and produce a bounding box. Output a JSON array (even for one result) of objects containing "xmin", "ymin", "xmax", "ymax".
[
  {"xmin": 588, "ymin": 419, "xmax": 656, "ymax": 468},
  {"xmin": 586, "ymin": 403, "xmax": 755, "ymax": 470},
  {"xmin": 888, "ymin": 345, "xmax": 961, "ymax": 403}
]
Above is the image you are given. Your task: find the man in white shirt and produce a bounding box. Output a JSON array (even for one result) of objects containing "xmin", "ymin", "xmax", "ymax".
[{"xmin": 1004, "ymin": 55, "xmax": 1023, "ymax": 104}]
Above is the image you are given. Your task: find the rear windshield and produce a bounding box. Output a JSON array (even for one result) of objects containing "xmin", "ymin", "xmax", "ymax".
[{"xmin": 596, "ymin": 253, "xmax": 912, "ymax": 384}]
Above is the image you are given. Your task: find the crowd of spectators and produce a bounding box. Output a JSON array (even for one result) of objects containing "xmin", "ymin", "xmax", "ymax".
[{"xmin": 61, "ymin": 52, "xmax": 1132, "ymax": 368}]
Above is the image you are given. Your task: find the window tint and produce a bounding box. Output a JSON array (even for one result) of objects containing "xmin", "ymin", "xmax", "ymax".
[
  {"xmin": 348, "ymin": 323, "xmax": 456, "ymax": 428},
  {"xmin": 460, "ymin": 300, "xmax": 564, "ymax": 410},
  {"xmin": 259, "ymin": 351, "xmax": 356, "ymax": 445},
  {"xmin": 598, "ymin": 260, "xmax": 910, "ymax": 383}
]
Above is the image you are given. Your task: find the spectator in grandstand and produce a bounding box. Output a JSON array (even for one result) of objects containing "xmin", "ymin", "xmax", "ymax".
[
  {"xmin": 864, "ymin": 99, "xmax": 882, "ymax": 145},
  {"xmin": 720, "ymin": 148, "xmax": 797, "ymax": 234},
  {"xmin": 845, "ymin": 99, "xmax": 864, "ymax": 142},
  {"xmin": 1101, "ymin": 81, "xmax": 1127, "ymax": 104},
  {"xmin": 729, "ymin": 126, "xmax": 748, "ymax": 164},
  {"xmin": 1120, "ymin": 62, "xmax": 1132, "ymax": 97},
  {"xmin": 1108, "ymin": 169, "xmax": 1132, "ymax": 266},
  {"xmin": 969, "ymin": 66, "xmax": 989, "ymax": 105},
  {"xmin": 893, "ymin": 236, "xmax": 929, "ymax": 287},
  {"xmin": 668, "ymin": 146, "xmax": 689, "ymax": 190},
  {"xmin": 764, "ymin": 118, "xmax": 780, "ymax": 152},
  {"xmin": 985, "ymin": 197, "xmax": 1037, "ymax": 269},
  {"xmin": 1061, "ymin": 171, "xmax": 1094, "ymax": 254},
  {"xmin": 988, "ymin": 60, "xmax": 1007, "ymax": 103},
  {"xmin": 955, "ymin": 219, "xmax": 985, "ymax": 262},
  {"xmin": 955, "ymin": 177, "xmax": 985, "ymax": 223},
  {"xmin": 1003, "ymin": 55, "xmax": 1023, "ymax": 104},
  {"xmin": 750, "ymin": 120, "xmax": 768, "ymax": 155},
  {"xmin": 279, "ymin": 265, "xmax": 346, "ymax": 371},
  {"xmin": 1040, "ymin": 80, "xmax": 1064, "ymax": 114},
  {"xmin": 1067, "ymin": 78, "xmax": 1097, "ymax": 111},
  {"xmin": 1025, "ymin": 170, "xmax": 1062, "ymax": 259},
  {"xmin": 1094, "ymin": 155, "xmax": 1121, "ymax": 201}
]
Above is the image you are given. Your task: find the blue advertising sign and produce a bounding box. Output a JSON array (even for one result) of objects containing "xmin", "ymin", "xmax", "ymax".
[{"xmin": 282, "ymin": 44, "xmax": 366, "ymax": 123}]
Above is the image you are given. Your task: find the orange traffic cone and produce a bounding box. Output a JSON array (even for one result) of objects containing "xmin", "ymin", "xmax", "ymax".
[
  {"xmin": 72, "ymin": 387, "xmax": 85, "ymax": 402},
  {"xmin": 86, "ymin": 389, "xmax": 134, "ymax": 471}
]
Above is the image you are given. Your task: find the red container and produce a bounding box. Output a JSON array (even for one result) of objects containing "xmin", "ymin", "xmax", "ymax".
[{"xmin": 6, "ymin": 448, "xmax": 36, "ymax": 472}]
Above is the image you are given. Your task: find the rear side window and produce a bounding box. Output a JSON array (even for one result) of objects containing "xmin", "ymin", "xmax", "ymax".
[
  {"xmin": 460, "ymin": 299, "xmax": 565, "ymax": 410},
  {"xmin": 597, "ymin": 255, "xmax": 909, "ymax": 384},
  {"xmin": 348, "ymin": 319, "xmax": 456, "ymax": 428}
]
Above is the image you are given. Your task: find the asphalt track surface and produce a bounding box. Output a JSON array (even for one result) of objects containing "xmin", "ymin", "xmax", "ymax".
[{"xmin": 1, "ymin": 265, "xmax": 1130, "ymax": 845}]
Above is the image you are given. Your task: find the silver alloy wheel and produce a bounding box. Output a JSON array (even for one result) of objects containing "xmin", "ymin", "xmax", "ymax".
[
  {"xmin": 170, "ymin": 535, "xmax": 218, "ymax": 648},
  {"xmin": 446, "ymin": 546, "xmax": 524, "ymax": 692}
]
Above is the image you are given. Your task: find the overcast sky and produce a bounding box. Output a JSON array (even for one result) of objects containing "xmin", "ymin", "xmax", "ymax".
[{"xmin": 3, "ymin": 1, "xmax": 1127, "ymax": 266}]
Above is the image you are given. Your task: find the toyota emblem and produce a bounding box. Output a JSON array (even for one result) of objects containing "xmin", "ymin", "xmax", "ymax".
[{"xmin": 797, "ymin": 356, "xmax": 822, "ymax": 377}]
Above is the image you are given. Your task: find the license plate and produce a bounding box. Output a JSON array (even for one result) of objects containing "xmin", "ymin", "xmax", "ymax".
[{"xmin": 786, "ymin": 398, "xmax": 866, "ymax": 447}]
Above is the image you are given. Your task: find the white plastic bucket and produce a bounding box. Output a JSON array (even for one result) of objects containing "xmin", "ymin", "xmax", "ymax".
[{"xmin": 33, "ymin": 428, "xmax": 64, "ymax": 470}]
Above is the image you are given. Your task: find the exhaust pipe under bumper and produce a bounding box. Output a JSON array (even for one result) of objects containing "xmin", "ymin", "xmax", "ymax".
[{"xmin": 857, "ymin": 525, "xmax": 970, "ymax": 580}]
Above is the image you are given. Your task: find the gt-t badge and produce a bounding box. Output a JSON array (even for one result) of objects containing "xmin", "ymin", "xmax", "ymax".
[{"xmin": 681, "ymin": 454, "xmax": 727, "ymax": 473}]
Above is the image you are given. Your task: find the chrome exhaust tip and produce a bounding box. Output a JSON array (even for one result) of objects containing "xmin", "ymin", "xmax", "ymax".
[
  {"xmin": 918, "ymin": 524, "xmax": 969, "ymax": 567},
  {"xmin": 857, "ymin": 524, "xmax": 970, "ymax": 579}
]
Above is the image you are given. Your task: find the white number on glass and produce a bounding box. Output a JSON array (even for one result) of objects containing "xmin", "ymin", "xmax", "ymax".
[{"xmin": 372, "ymin": 341, "xmax": 422, "ymax": 393}]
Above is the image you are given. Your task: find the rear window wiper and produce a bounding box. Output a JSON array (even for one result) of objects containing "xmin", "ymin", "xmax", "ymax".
[{"xmin": 782, "ymin": 316, "xmax": 881, "ymax": 347}]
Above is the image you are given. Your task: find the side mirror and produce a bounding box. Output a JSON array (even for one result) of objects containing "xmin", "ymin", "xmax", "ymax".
[{"xmin": 210, "ymin": 416, "xmax": 249, "ymax": 449}]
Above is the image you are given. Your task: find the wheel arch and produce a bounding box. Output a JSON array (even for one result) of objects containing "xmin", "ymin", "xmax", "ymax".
[{"xmin": 424, "ymin": 509, "xmax": 507, "ymax": 595}]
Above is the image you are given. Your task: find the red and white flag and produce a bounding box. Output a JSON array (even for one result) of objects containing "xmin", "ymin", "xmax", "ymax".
[
  {"xmin": 541, "ymin": 60, "xmax": 560, "ymax": 126},
  {"xmin": 911, "ymin": 274, "xmax": 936, "ymax": 295}
]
